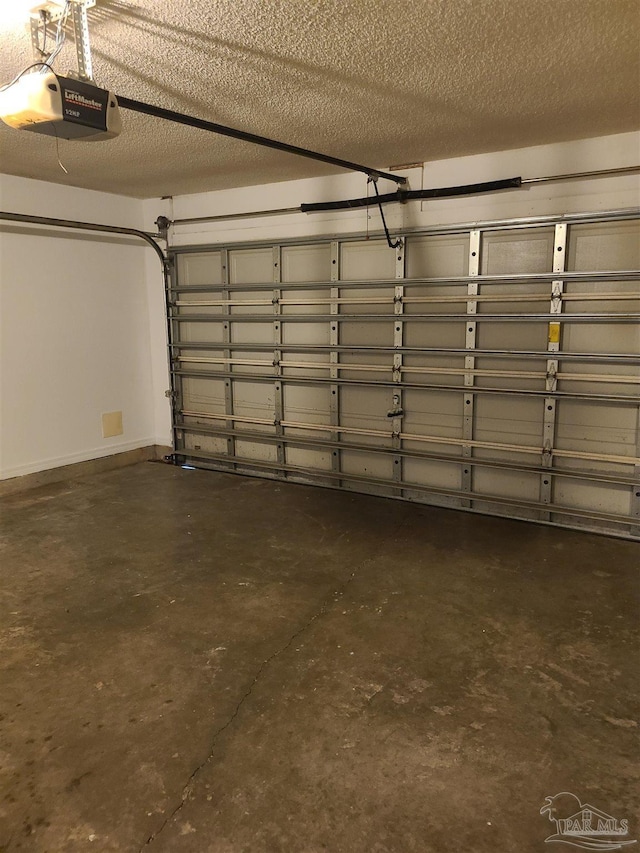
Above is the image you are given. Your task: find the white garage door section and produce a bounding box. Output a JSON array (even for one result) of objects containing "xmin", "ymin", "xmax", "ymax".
[{"xmin": 168, "ymin": 209, "xmax": 640, "ymax": 539}]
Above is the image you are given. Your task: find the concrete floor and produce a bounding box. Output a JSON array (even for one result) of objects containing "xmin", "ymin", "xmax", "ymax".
[{"xmin": 0, "ymin": 462, "xmax": 638, "ymax": 853}]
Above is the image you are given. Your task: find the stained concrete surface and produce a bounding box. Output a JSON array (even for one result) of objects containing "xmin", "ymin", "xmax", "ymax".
[{"xmin": 0, "ymin": 462, "xmax": 638, "ymax": 853}]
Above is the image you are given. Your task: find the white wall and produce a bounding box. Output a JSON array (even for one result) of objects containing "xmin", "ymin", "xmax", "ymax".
[
  {"xmin": 0, "ymin": 175, "xmax": 166, "ymax": 479},
  {"xmin": 143, "ymin": 131, "xmax": 639, "ymax": 447}
]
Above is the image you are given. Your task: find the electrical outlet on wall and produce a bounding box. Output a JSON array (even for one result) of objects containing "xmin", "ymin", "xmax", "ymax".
[{"xmin": 102, "ymin": 411, "xmax": 123, "ymax": 438}]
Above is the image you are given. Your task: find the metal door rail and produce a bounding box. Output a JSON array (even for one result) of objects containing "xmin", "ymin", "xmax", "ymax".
[
  {"xmin": 117, "ymin": 95, "xmax": 406, "ymax": 186},
  {"xmin": 174, "ymin": 292, "xmax": 637, "ymax": 307},
  {"xmin": 170, "ymin": 342, "xmax": 640, "ymax": 364},
  {"xmin": 175, "ymin": 421, "xmax": 637, "ymax": 486},
  {"xmin": 170, "ymin": 269, "xmax": 640, "ymax": 293},
  {"xmin": 173, "ymin": 367, "xmax": 637, "ymax": 404},
  {"xmin": 0, "ymin": 211, "xmax": 165, "ymax": 262},
  {"xmin": 172, "ymin": 447, "xmax": 635, "ymax": 530},
  {"xmin": 179, "ymin": 410, "xmax": 638, "ymax": 467},
  {"xmin": 172, "ymin": 312, "xmax": 639, "ymax": 323},
  {"xmin": 175, "ymin": 356, "xmax": 636, "ymax": 385}
]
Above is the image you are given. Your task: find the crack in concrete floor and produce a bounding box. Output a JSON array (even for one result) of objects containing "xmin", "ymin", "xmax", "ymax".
[{"xmin": 140, "ymin": 555, "xmax": 376, "ymax": 850}]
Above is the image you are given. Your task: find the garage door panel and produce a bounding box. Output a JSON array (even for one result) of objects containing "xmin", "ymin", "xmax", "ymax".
[
  {"xmin": 564, "ymin": 279, "xmax": 638, "ymax": 315},
  {"xmin": 476, "ymin": 282, "xmax": 549, "ymax": 315},
  {"xmin": 341, "ymin": 240, "xmax": 396, "ymax": 280},
  {"xmin": 177, "ymin": 322, "xmax": 225, "ymax": 344},
  {"xmin": 229, "ymin": 247, "xmax": 273, "ymax": 284},
  {"xmin": 281, "ymin": 288, "xmax": 327, "ymax": 316},
  {"xmin": 233, "ymin": 382, "xmax": 274, "ymax": 423},
  {"xmin": 476, "ymin": 321, "xmax": 547, "ymax": 352},
  {"xmin": 341, "ymin": 387, "xmax": 390, "ymax": 431},
  {"xmin": 473, "ymin": 467, "xmax": 540, "ymax": 501},
  {"xmin": 176, "ymin": 289, "xmax": 224, "ymax": 321},
  {"xmin": 232, "ymin": 322, "xmax": 274, "ymax": 345},
  {"xmin": 231, "ymin": 350, "xmax": 273, "ymax": 376},
  {"xmin": 558, "ymin": 362, "xmax": 639, "ymax": 400},
  {"xmin": 404, "ymin": 322, "xmax": 465, "ymax": 349},
  {"xmin": 170, "ymin": 212, "xmax": 640, "ymax": 539},
  {"xmin": 404, "ymin": 362, "xmax": 465, "ymax": 387},
  {"xmin": 562, "ymin": 323, "xmax": 640, "ymax": 355},
  {"xmin": 481, "ymin": 228, "xmax": 555, "ymax": 274},
  {"xmin": 283, "ymin": 322, "xmax": 329, "ymax": 345},
  {"xmin": 183, "ymin": 433, "xmax": 228, "ymax": 456},
  {"xmin": 475, "ymin": 356, "xmax": 547, "ymax": 393},
  {"xmin": 285, "ymin": 446, "xmax": 332, "ymax": 471},
  {"xmin": 403, "ymin": 389, "xmax": 462, "ymax": 438},
  {"xmin": 554, "ymin": 479, "xmax": 631, "ymax": 516},
  {"xmin": 339, "ymin": 286, "xmax": 394, "ymax": 315},
  {"xmin": 402, "ymin": 438, "xmax": 463, "ymax": 458},
  {"xmin": 568, "ymin": 222, "xmax": 640, "ymax": 271},
  {"xmin": 229, "ymin": 290, "xmax": 271, "ymax": 316},
  {"xmin": 403, "ymin": 353, "xmax": 465, "ymax": 387},
  {"xmin": 341, "ymin": 449, "xmax": 393, "ymax": 480},
  {"xmin": 404, "ymin": 457, "xmax": 461, "ymax": 489},
  {"xmin": 283, "ymin": 385, "xmax": 331, "ymax": 425},
  {"xmin": 474, "ymin": 373, "xmax": 544, "ymax": 393},
  {"xmin": 553, "ymin": 455, "xmax": 633, "ymax": 478},
  {"xmin": 282, "ymin": 244, "xmax": 331, "ymax": 282},
  {"xmin": 406, "ymin": 234, "xmax": 470, "ymax": 278},
  {"xmin": 558, "ymin": 377, "xmax": 638, "ymax": 400},
  {"xmin": 181, "ymin": 377, "xmax": 226, "ymax": 411},
  {"xmin": 474, "ymin": 396, "xmax": 543, "ymax": 445},
  {"xmin": 405, "ymin": 285, "xmax": 466, "ymax": 315},
  {"xmin": 235, "ymin": 439, "xmax": 278, "ymax": 463},
  {"xmin": 470, "ymin": 446, "xmax": 538, "ymax": 466},
  {"xmin": 340, "ymin": 320, "xmax": 394, "ymax": 348},
  {"xmin": 176, "ymin": 252, "xmax": 222, "ymax": 286},
  {"xmin": 555, "ymin": 401, "xmax": 637, "ymax": 457},
  {"xmin": 339, "ymin": 349, "xmax": 390, "ymax": 382}
]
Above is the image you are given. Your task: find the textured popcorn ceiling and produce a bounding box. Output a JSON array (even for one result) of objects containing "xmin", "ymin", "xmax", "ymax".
[{"xmin": 0, "ymin": 0, "xmax": 639, "ymax": 198}]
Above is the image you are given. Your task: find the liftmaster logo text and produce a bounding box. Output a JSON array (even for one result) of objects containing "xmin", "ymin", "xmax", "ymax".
[
  {"xmin": 540, "ymin": 792, "xmax": 637, "ymax": 850},
  {"xmin": 64, "ymin": 91, "xmax": 102, "ymax": 110}
]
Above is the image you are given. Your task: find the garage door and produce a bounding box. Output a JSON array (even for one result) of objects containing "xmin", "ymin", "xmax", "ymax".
[{"xmin": 167, "ymin": 209, "xmax": 640, "ymax": 539}]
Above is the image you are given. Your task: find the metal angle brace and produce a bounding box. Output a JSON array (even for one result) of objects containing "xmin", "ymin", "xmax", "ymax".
[
  {"xmin": 70, "ymin": 0, "xmax": 94, "ymax": 81},
  {"xmin": 166, "ymin": 256, "xmax": 183, "ymax": 456},
  {"xmin": 632, "ymin": 406, "xmax": 640, "ymax": 530},
  {"xmin": 221, "ymin": 249, "xmax": 236, "ymax": 469},
  {"xmin": 330, "ymin": 242, "xmax": 341, "ymax": 480},
  {"xmin": 273, "ymin": 246, "xmax": 286, "ymax": 475},
  {"xmin": 30, "ymin": 1, "xmax": 97, "ymax": 81},
  {"xmin": 391, "ymin": 239, "xmax": 405, "ymax": 493},
  {"xmin": 462, "ymin": 230, "xmax": 481, "ymax": 505},
  {"xmin": 540, "ymin": 223, "xmax": 567, "ymax": 515}
]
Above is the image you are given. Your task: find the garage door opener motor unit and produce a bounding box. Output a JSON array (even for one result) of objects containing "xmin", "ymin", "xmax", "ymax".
[
  {"xmin": 0, "ymin": 0, "xmax": 121, "ymax": 141},
  {"xmin": 0, "ymin": 70, "xmax": 121, "ymax": 141}
]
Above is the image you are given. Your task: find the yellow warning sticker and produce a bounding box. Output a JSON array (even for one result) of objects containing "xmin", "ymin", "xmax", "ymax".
[{"xmin": 548, "ymin": 322, "xmax": 561, "ymax": 344}]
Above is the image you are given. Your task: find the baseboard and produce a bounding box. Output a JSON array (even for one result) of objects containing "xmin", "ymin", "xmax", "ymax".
[
  {"xmin": 0, "ymin": 438, "xmax": 160, "ymax": 480},
  {"xmin": 0, "ymin": 445, "xmax": 172, "ymax": 498}
]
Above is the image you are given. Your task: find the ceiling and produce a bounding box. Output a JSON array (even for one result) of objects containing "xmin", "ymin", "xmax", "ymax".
[{"xmin": 0, "ymin": 0, "xmax": 639, "ymax": 199}]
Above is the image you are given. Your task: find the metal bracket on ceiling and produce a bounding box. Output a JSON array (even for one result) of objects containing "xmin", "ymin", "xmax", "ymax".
[
  {"xmin": 30, "ymin": 0, "xmax": 96, "ymax": 82},
  {"xmin": 155, "ymin": 216, "xmax": 171, "ymax": 243}
]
